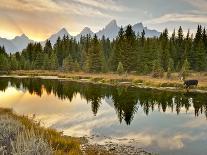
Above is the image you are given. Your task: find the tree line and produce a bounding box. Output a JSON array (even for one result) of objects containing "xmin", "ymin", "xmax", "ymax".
[{"xmin": 0, "ymin": 25, "xmax": 207, "ymax": 76}]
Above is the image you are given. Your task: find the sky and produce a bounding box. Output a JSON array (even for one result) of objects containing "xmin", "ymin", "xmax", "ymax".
[{"xmin": 0, "ymin": 0, "xmax": 207, "ymax": 41}]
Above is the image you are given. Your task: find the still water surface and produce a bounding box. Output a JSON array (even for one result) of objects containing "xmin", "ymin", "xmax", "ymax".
[{"xmin": 0, "ymin": 77, "xmax": 207, "ymax": 155}]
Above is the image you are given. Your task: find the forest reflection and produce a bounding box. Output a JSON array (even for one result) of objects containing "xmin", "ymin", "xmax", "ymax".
[{"xmin": 0, "ymin": 77, "xmax": 207, "ymax": 125}]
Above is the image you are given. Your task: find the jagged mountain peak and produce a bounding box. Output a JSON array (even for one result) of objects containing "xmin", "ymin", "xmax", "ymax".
[
  {"xmin": 13, "ymin": 34, "xmax": 29, "ymax": 40},
  {"xmin": 20, "ymin": 34, "xmax": 27, "ymax": 38},
  {"xmin": 47, "ymin": 27, "xmax": 71, "ymax": 45},
  {"xmin": 133, "ymin": 22, "xmax": 144, "ymax": 28},
  {"xmin": 75, "ymin": 27, "xmax": 94, "ymax": 41},
  {"xmin": 0, "ymin": 20, "xmax": 161, "ymax": 52},
  {"xmin": 81, "ymin": 27, "xmax": 93, "ymax": 34},
  {"xmin": 57, "ymin": 28, "xmax": 69, "ymax": 36},
  {"xmin": 96, "ymin": 20, "xmax": 120, "ymax": 40},
  {"xmin": 105, "ymin": 19, "xmax": 118, "ymax": 29}
]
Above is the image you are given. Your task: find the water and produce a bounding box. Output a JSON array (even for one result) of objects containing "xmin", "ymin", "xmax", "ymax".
[{"xmin": 0, "ymin": 77, "xmax": 206, "ymax": 155}]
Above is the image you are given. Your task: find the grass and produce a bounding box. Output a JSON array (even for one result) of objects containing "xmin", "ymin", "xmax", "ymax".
[
  {"xmin": 8, "ymin": 70, "xmax": 207, "ymax": 92},
  {"xmin": 0, "ymin": 108, "xmax": 82, "ymax": 155},
  {"xmin": 0, "ymin": 108, "xmax": 123, "ymax": 155}
]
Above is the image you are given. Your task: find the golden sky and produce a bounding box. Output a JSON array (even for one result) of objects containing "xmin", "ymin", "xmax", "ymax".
[{"xmin": 0, "ymin": 0, "xmax": 207, "ymax": 41}]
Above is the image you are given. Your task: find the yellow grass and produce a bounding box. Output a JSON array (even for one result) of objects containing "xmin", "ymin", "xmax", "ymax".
[
  {"xmin": 9, "ymin": 70, "xmax": 207, "ymax": 90},
  {"xmin": 0, "ymin": 108, "xmax": 82, "ymax": 155}
]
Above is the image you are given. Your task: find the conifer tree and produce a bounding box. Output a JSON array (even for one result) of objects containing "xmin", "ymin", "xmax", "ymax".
[
  {"xmin": 44, "ymin": 40, "xmax": 53, "ymax": 56},
  {"xmin": 110, "ymin": 27, "xmax": 124, "ymax": 71},
  {"xmin": 88, "ymin": 35, "xmax": 103, "ymax": 72},
  {"xmin": 117, "ymin": 62, "xmax": 124, "ymax": 75},
  {"xmin": 49, "ymin": 52, "xmax": 58, "ymax": 70},
  {"xmin": 176, "ymin": 26, "xmax": 185, "ymax": 70},
  {"xmin": 160, "ymin": 29, "xmax": 170, "ymax": 71},
  {"xmin": 63, "ymin": 54, "xmax": 73, "ymax": 71},
  {"xmin": 193, "ymin": 25, "xmax": 206, "ymax": 71},
  {"xmin": 10, "ymin": 56, "xmax": 19, "ymax": 70},
  {"xmin": 0, "ymin": 54, "xmax": 9, "ymax": 71},
  {"xmin": 73, "ymin": 60, "xmax": 81, "ymax": 72},
  {"xmin": 121, "ymin": 25, "xmax": 137, "ymax": 71},
  {"xmin": 152, "ymin": 59, "xmax": 164, "ymax": 78},
  {"xmin": 167, "ymin": 58, "xmax": 174, "ymax": 79},
  {"xmin": 180, "ymin": 59, "xmax": 190, "ymax": 80}
]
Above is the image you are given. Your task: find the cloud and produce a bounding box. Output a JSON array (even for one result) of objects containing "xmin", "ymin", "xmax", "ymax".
[
  {"xmin": 146, "ymin": 13, "xmax": 207, "ymax": 25},
  {"xmin": 69, "ymin": 0, "xmax": 128, "ymax": 12},
  {"xmin": 182, "ymin": 0, "xmax": 207, "ymax": 11},
  {"xmin": 0, "ymin": 0, "xmax": 123, "ymax": 40}
]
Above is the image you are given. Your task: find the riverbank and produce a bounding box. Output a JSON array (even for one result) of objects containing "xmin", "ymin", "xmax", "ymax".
[
  {"xmin": 0, "ymin": 108, "xmax": 82, "ymax": 154},
  {"xmin": 0, "ymin": 108, "xmax": 153, "ymax": 155},
  {"xmin": 7, "ymin": 70, "xmax": 207, "ymax": 93}
]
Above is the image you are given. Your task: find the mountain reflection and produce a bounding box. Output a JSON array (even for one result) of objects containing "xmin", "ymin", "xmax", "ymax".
[{"xmin": 0, "ymin": 77, "xmax": 207, "ymax": 125}]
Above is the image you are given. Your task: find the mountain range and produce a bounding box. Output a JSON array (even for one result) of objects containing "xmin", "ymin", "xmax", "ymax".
[{"xmin": 0, "ymin": 20, "xmax": 161, "ymax": 53}]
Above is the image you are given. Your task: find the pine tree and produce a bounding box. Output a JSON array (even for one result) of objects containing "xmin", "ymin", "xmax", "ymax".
[
  {"xmin": 117, "ymin": 62, "xmax": 124, "ymax": 75},
  {"xmin": 35, "ymin": 51, "xmax": 44, "ymax": 69},
  {"xmin": 167, "ymin": 58, "xmax": 174, "ymax": 79},
  {"xmin": 110, "ymin": 27, "xmax": 124, "ymax": 71},
  {"xmin": 176, "ymin": 26, "xmax": 185, "ymax": 70},
  {"xmin": 160, "ymin": 29, "xmax": 170, "ymax": 71},
  {"xmin": 73, "ymin": 60, "xmax": 81, "ymax": 72},
  {"xmin": 193, "ymin": 25, "xmax": 207, "ymax": 71},
  {"xmin": 43, "ymin": 54, "xmax": 50, "ymax": 70},
  {"xmin": 0, "ymin": 54, "xmax": 9, "ymax": 71},
  {"xmin": 180, "ymin": 59, "xmax": 190, "ymax": 80},
  {"xmin": 54, "ymin": 37, "xmax": 63, "ymax": 67},
  {"xmin": 49, "ymin": 52, "xmax": 58, "ymax": 70},
  {"xmin": 10, "ymin": 56, "xmax": 19, "ymax": 70},
  {"xmin": 88, "ymin": 35, "xmax": 103, "ymax": 73},
  {"xmin": 63, "ymin": 54, "xmax": 73, "ymax": 71},
  {"xmin": 121, "ymin": 25, "xmax": 137, "ymax": 71},
  {"xmin": 152, "ymin": 59, "xmax": 164, "ymax": 78},
  {"xmin": 44, "ymin": 40, "xmax": 53, "ymax": 56}
]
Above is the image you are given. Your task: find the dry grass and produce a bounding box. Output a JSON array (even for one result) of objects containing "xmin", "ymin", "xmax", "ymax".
[
  {"xmin": 0, "ymin": 108, "xmax": 120, "ymax": 155},
  {"xmin": 0, "ymin": 108, "xmax": 82, "ymax": 155},
  {"xmin": 10, "ymin": 70, "xmax": 207, "ymax": 90}
]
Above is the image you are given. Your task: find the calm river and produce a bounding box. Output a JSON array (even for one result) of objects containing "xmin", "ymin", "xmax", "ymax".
[{"xmin": 0, "ymin": 77, "xmax": 206, "ymax": 155}]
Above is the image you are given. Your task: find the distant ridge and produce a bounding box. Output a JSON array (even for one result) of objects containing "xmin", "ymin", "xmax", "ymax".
[
  {"xmin": 0, "ymin": 34, "xmax": 33, "ymax": 53},
  {"xmin": 0, "ymin": 20, "xmax": 161, "ymax": 53}
]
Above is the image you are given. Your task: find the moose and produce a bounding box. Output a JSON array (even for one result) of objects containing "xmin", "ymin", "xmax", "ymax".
[
  {"xmin": 183, "ymin": 80, "xmax": 198, "ymax": 89},
  {"xmin": 180, "ymin": 76, "xmax": 198, "ymax": 90}
]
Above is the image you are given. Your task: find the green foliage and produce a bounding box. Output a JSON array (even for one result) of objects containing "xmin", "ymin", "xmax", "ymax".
[
  {"xmin": 152, "ymin": 59, "xmax": 164, "ymax": 78},
  {"xmin": 88, "ymin": 35, "xmax": 104, "ymax": 73},
  {"xmin": 180, "ymin": 59, "xmax": 190, "ymax": 80},
  {"xmin": 63, "ymin": 54, "xmax": 73, "ymax": 71},
  {"xmin": 49, "ymin": 52, "xmax": 58, "ymax": 70},
  {"xmin": 73, "ymin": 60, "xmax": 81, "ymax": 72},
  {"xmin": 10, "ymin": 56, "xmax": 19, "ymax": 70},
  {"xmin": 167, "ymin": 58, "xmax": 174, "ymax": 79},
  {"xmin": 0, "ymin": 54, "xmax": 9, "ymax": 71},
  {"xmin": 117, "ymin": 62, "xmax": 124, "ymax": 75}
]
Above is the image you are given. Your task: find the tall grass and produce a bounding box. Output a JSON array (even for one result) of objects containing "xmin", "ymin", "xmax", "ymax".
[{"xmin": 0, "ymin": 108, "xmax": 81, "ymax": 155}]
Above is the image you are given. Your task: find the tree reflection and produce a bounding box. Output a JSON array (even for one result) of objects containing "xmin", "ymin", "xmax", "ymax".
[{"xmin": 1, "ymin": 77, "xmax": 207, "ymax": 125}]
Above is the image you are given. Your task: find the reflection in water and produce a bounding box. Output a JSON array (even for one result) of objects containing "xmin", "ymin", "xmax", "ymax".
[
  {"xmin": 0, "ymin": 77, "xmax": 207, "ymax": 155},
  {"xmin": 0, "ymin": 77, "xmax": 207, "ymax": 125}
]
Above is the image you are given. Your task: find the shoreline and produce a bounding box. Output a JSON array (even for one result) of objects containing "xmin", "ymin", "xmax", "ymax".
[
  {"xmin": 2, "ymin": 70, "xmax": 207, "ymax": 94},
  {"xmin": 0, "ymin": 108, "xmax": 153, "ymax": 155}
]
